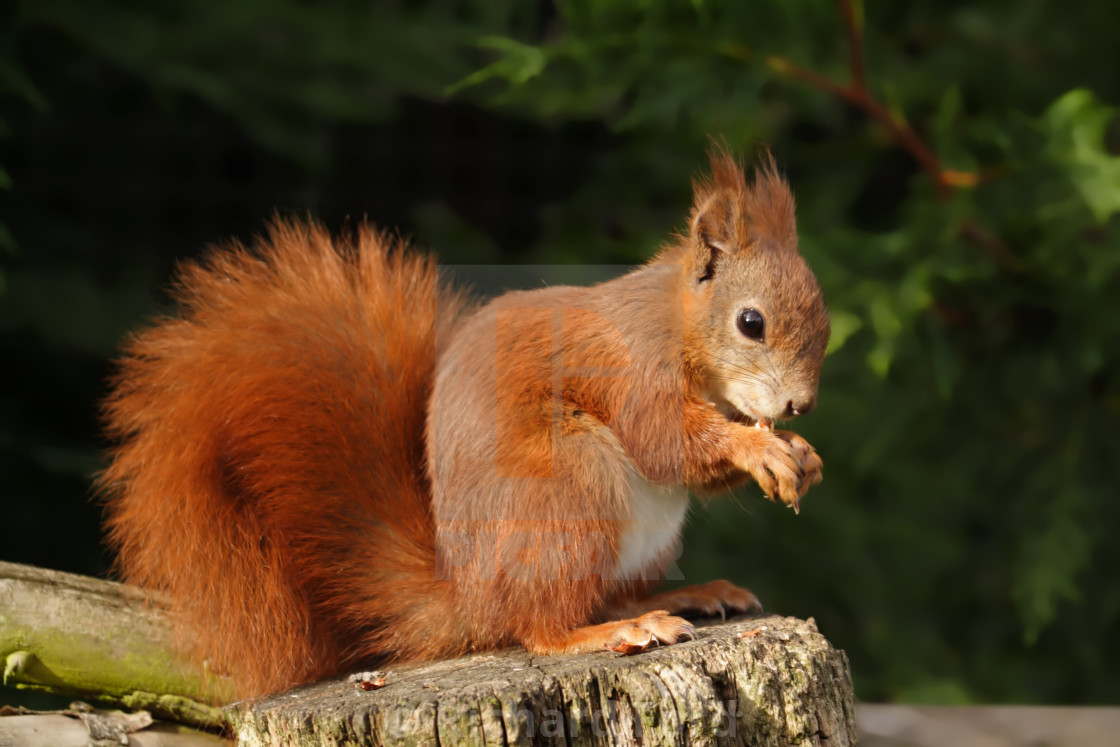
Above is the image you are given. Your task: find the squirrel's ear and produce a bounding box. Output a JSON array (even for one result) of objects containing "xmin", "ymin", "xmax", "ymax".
[
  {"xmin": 691, "ymin": 192, "xmax": 737, "ymax": 256},
  {"xmin": 687, "ymin": 146, "xmax": 748, "ymax": 281},
  {"xmin": 687, "ymin": 191, "xmax": 737, "ymax": 283},
  {"xmin": 691, "ymin": 147, "xmax": 745, "ymax": 249},
  {"xmin": 689, "ymin": 182, "xmax": 743, "ymax": 282}
]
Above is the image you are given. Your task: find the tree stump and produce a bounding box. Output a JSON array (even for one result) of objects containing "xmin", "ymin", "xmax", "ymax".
[
  {"xmin": 226, "ymin": 615, "xmax": 855, "ymax": 746},
  {"xmin": 1, "ymin": 561, "xmax": 856, "ymax": 745}
]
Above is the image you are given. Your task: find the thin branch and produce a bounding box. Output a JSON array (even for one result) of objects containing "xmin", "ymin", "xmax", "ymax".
[
  {"xmin": 727, "ymin": 2, "xmax": 1010, "ymax": 271},
  {"xmin": 959, "ymin": 220, "xmax": 1020, "ymax": 270},
  {"xmin": 744, "ymin": 6, "xmax": 1016, "ymax": 265},
  {"xmin": 763, "ymin": 56, "xmax": 950, "ymax": 198},
  {"xmin": 826, "ymin": 0, "xmax": 1014, "ymax": 265},
  {"xmin": 837, "ymin": 0, "xmax": 866, "ymax": 91},
  {"xmin": 720, "ymin": 7, "xmax": 984, "ymax": 200}
]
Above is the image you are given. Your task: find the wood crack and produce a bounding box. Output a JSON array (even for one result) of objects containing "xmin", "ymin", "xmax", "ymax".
[{"xmin": 224, "ymin": 615, "xmax": 856, "ymax": 746}]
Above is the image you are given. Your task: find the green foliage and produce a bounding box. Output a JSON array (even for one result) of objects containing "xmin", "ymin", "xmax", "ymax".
[
  {"xmin": 16, "ymin": 0, "xmax": 537, "ymax": 162},
  {"xmin": 457, "ymin": 0, "xmax": 1120, "ymax": 702},
  {"xmin": 3, "ymin": 0, "xmax": 1119, "ymax": 705},
  {"xmin": 1043, "ymin": 90, "xmax": 1120, "ymax": 224}
]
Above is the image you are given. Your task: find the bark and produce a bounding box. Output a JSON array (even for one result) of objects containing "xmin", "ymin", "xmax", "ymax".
[
  {"xmin": 1, "ymin": 561, "xmax": 856, "ymax": 745},
  {"xmin": 0, "ymin": 561, "xmax": 225, "ymax": 728},
  {"xmin": 227, "ymin": 615, "xmax": 856, "ymax": 746}
]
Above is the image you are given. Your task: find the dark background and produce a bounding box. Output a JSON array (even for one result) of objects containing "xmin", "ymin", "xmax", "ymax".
[{"xmin": 2, "ymin": 0, "xmax": 1118, "ymax": 706}]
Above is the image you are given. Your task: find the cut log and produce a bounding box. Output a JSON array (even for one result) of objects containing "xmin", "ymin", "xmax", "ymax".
[
  {"xmin": 1, "ymin": 561, "xmax": 857, "ymax": 745},
  {"xmin": 226, "ymin": 615, "xmax": 856, "ymax": 746},
  {"xmin": 0, "ymin": 561, "xmax": 226, "ymax": 727}
]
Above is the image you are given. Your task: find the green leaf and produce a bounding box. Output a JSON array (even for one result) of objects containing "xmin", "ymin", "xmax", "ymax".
[
  {"xmin": 447, "ymin": 36, "xmax": 547, "ymax": 94},
  {"xmin": 869, "ymin": 292, "xmax": 902, "ymax": 340},
  {"xmin": 1043, "ymin": 89, "xmax": 1120, "ymax": 223},
  {"xmin": 931, "ymin": 85, "xmax": 962, "ymax": 139},
  {"xmin": 867, "ymin": 339, "xmax": 894, "ymax": 378},
  {"xmin": 1014, "ymin": 507, "xmax": 1089, "ymax": 644},
  {"xmin": 825, "ymin": 310, "xmax": 862, "ymax": 355}
]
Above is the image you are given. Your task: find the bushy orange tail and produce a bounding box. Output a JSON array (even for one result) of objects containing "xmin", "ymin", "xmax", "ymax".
[{"xmin": 99, "ymin": 219, "xmax": 469, "ymax": 699}]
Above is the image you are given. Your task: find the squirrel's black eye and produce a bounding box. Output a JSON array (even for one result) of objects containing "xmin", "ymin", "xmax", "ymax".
[{"xmin": 736, "ymin": 308, "xmax": 765, "ymax": 340}]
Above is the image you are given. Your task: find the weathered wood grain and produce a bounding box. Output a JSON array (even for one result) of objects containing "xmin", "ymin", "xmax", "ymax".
[
  {"xmin": 1, "ymin": 561, "xmax": 856, "ymax": 745},
  {"xmin": 0, "ymin": 561, "xmax": 225, "ymax": 727},
  {"xmin": 227, "ymin": 615, "xmax": 856, "ymax": 746}
]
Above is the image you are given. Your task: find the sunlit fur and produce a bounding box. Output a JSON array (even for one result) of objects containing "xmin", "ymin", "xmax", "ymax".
[
  {"xmin": 673, "ymin": 148, "xmax": 830, "ymax": 423},
  {"xmin": 100, "ymin": 149, "xmax": 829, "ymax": 700},
  {"xmin": 100, "ymin": 221, "xmax": 471, "ymax": 698}
]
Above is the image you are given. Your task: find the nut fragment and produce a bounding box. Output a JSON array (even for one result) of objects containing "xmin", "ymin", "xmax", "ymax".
[
  {"xmin": 349, "ymin": 671, "xmax": 387, "ymax": 690},
  {"xmin": 737, "ymin": 625, "xmax": 768, "ymax": 638}
]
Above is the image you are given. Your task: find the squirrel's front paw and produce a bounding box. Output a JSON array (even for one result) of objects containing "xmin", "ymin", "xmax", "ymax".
[
  {"xmin": 736, "ymin": 427, "xmax": 821, "ymax": 511},
  {"xmin": 775, "ymin": 430, "xmax": 823, "ymax": 503}
]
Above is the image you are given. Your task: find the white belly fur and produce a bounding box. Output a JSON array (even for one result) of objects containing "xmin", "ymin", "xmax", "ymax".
[{"xmin": 614, "ymin": 473, "xmax": 690, "ymax": 581}]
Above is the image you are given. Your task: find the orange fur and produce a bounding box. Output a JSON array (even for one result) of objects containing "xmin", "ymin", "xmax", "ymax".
[
  {"xmin": 100, "ymin": 149, "xmax": 830, "ymax": 700},
  {"xmin": 100, "ymin": 220, "xmax": 471, "ymax": 697}
]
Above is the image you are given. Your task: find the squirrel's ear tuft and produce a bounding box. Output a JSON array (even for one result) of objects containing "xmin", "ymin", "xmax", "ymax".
[
  {"xmin": 744, "ymin": 151, "xmax": 798, "ymax": 249},
  {"xmin": 707, "ymin": 144, "xmax": 748, "ymax": 196},
  {"xmin": 684, "ymin": 145, "xmax": 798, "ymax": 280},
  {"xmin": 688, "ymin": 145, "xmax": 745, "ymax": 280}
]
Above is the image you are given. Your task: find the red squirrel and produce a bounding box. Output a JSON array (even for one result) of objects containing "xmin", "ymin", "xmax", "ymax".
[{"xmin": 99, "ymin": 148, "xmax": 830, "ymax": 700}]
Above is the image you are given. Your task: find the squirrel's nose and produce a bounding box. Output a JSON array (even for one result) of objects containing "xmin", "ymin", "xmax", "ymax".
[{"xmin": 784, "ymin": 397, "xmax": 816, "ymax": 418}]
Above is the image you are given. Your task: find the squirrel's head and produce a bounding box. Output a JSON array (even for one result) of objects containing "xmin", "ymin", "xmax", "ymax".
[{"xmin": 679, "ymin": 147, "xmax": 830, "ymax": 426}]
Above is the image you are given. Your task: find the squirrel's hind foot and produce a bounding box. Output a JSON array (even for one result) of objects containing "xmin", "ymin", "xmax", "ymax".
[{"xmin": 525, "ymin": 610, "xmax": 695, "ymax": 657}]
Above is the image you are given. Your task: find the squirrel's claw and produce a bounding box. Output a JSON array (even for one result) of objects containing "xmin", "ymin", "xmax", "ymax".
[{"xmin": 740, "ymin": 426, "xmax": 821, "ymax": 512}]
